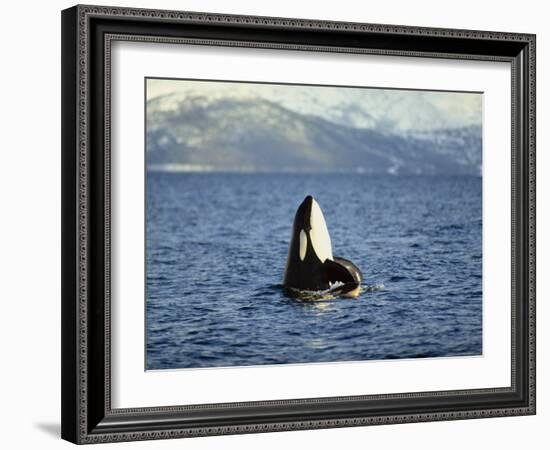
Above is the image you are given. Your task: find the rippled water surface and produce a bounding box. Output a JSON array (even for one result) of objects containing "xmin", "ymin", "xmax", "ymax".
[{"xmin": 146, "ymin": 173, "xmax": 482, "ymax": 369}]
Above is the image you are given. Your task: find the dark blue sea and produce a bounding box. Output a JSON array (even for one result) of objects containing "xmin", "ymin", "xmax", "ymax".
[{"xmin": 146, "ymin": 173, "xmax": 482, "ymax": 370}]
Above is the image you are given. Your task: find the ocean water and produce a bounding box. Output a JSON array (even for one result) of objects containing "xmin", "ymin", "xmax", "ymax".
[{"xmin": 146, "ymin": 173, "xmax": 482, "ymax": 370}]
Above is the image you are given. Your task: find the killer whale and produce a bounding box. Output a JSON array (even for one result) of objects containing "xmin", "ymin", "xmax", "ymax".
[{"xmin": 283, "ymin": 195, "xmax": 362, "ymax": 298}]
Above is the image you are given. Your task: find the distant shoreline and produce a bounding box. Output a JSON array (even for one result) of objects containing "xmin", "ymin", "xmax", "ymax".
[{"xmin": 147, "ymin": 164, "xmax": 482, "ymax": 176}]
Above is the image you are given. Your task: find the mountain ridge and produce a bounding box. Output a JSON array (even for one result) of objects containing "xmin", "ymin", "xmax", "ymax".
[{"xmin": 146, "ymin": 94, "xmax": 482, "ymax": 176}]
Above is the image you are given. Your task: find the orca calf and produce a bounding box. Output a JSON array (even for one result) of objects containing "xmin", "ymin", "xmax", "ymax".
[{"xmin": 283, "ymin": 195, "xmax": 362, "ymax": 298}]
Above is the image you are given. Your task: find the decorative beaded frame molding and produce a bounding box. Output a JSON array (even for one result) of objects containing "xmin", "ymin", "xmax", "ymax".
[{"xmin": 61, "ymin": 4, "xmax": 536, "ymax": 445}]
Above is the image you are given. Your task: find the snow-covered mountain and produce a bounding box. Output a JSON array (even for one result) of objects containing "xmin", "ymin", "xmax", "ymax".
[{"xmin": 146, "ymin": 82, "xmax": 482, "ymax": 175}]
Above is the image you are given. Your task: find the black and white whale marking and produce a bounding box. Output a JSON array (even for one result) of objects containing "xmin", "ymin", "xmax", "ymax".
[{"xmin": 283, "ymin": 195, "xmax": 362, "ymax": 298}]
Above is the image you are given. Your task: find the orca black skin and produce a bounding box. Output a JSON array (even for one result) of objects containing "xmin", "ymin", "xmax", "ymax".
[{"xmin": 283, "ymin": 195, "xmax": 362, "ymax": 297}]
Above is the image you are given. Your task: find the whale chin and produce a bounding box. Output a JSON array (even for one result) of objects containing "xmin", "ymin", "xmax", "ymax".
[
  {"xmin": 283, "ymin": 195, "xmax": 362, "ymax": 297},
  {"xmin": 308, "ymin": 197, "xmax": 333, "ymax": 263}
]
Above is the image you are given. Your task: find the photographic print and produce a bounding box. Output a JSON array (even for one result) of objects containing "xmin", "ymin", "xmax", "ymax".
[{"xmin": 145, "ymin": 78, "xmax": 483, "ymax": 370}]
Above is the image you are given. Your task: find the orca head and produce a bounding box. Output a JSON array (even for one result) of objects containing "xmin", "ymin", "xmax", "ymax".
[
  {"xmin": 293, "ymin": 195, "xmax": 333, "ymax": 264},
  {"xmin": 283, "ymin": 196, "xmax": 335, "ymax": 291},
  {"xmin": 283, "ymin": 196, "xmax": 362, "ymax": 296}
]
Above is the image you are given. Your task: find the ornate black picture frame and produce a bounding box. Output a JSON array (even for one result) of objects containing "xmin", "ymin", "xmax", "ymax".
[{"xmin": 61, "ymin": 4, "xmax": 536, "ymax": 444}]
